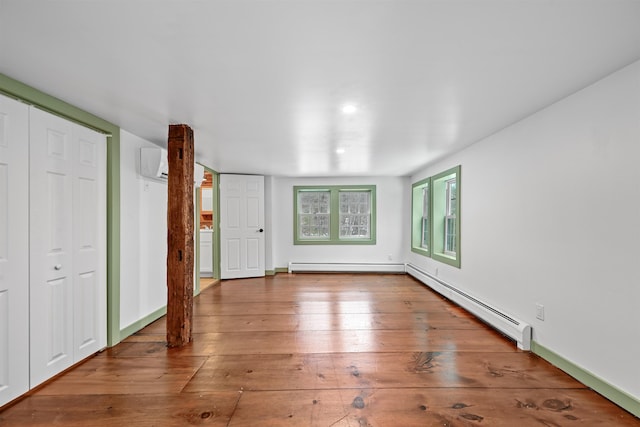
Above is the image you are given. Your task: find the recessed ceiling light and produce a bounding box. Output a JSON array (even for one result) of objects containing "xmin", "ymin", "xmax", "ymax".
[
  {"xmin": 341, "ymin": 104, "xmax": 358, "ymax": 115},
  {"xmin": 336, "ymin": 148, "xmax": 346, "ymax": 154}
]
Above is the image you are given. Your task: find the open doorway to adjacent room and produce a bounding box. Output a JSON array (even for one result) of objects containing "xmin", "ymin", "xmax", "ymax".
[{"xmin": 196, "ymin": 168, "xmax": 219, "ymax": 293}]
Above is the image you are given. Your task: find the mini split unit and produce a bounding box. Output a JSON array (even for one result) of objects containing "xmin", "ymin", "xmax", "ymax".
[{"xmin": 140, "ymin": 147, "xmax": 205, "ymax": 187}]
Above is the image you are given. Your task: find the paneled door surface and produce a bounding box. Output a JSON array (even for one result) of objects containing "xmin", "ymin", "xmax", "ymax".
[
  {"xmin": 219, "ymin": 174, "xmax": 265, "ymax": 279},
  {"xmin": 72, "ymin": 124, "xmax": 107, "ymax": 362},
  {"xmin": 0, "ymin": 94, "xmax": 30, "ymax": 405},
  {"xmin": 29, "ymin": 107, "xmax": 106, "ymax": 388}
]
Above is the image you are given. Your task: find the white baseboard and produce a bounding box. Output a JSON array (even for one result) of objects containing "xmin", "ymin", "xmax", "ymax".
[{"xmin": 406, "ymin": 263, "xmax": 531, "ymax": 350}]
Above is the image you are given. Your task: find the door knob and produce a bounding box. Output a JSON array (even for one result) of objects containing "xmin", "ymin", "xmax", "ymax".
[
  {"xmin": 54, "ymin": 264, "xmax": 62, "ymax": 271},
  {"xmin": 258, "ymin": 228, "xmax": 264, "ymax": 233}
]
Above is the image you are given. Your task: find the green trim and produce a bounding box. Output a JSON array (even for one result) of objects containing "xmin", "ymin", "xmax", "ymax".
[
  {"xmin": 293, "ymin": 185, "xmax": 377, "ymax": 245},
  {"xmin": 411, "ymin": 177, "xmax": 431, "ymax": 257},
  {"xmin": 195, "ymin": 167, "xmax": 220, "ymax": 292},
  {"xmin": 119, "ymin": 306, "xmax": 167, "ymax": 341},
  {"xmin": 194, "ymin": 182, "xmax": 202, "ymax": 296},
  {"xmin": 431, "ymin": 165, "xmax": 461, "ymax": 268},
  {"xmin": 266, "ymin": 267, "xmax": 289, "ymax": 276},
  {"xmin": 532, "ymin": 341, "xmax": 640, "ymax": 418},
  {"xmin": 106, "ymin": 133, "xmax": 121, "ymax": 346},
  {"xmin": 0, "ymin": 73, "xmax": 122, "ymax": 347},
  {"xmin": 212, "ymin": 171, "xmax": 221, "ymax": 280}
]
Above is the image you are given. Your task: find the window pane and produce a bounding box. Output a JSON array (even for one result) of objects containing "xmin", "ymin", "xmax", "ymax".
[
  {"xmin": 339, "ymin": 191, "xmax": 371, "ymax": 239},
  {"xmin": 445, "ymin": 216, "xmax": 456, "ymax": 254},
  {"xmin": 297, "ymin": 190, "xmax": 331, "ymax": 240},
  {"xmin": 421, "ymin": 218, "xmax": 429, "ymax": 249}
]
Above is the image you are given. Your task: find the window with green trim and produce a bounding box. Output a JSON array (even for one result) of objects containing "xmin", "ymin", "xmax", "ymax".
[
  {"xmin": 411, "ymin": 177, "xmax": 431, "ymax": 256},
  {"xmin": 294, "ymin": 185, "xmax": 376, "ymax": 245},
  {"xmin": 411, "ymin": 166, "xmax": 461, "ymax": 267}
]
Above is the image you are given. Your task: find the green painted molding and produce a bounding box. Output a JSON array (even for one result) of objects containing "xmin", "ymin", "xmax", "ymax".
[
  {"xmin": 212, "ymin": 171, "xmax": 221, "ymax": 281},
  {"xmin": 431, "ymin": 165, "xmax": 461, "ymax": 268},
  {"xmin": 532, "ymin": 341, "xmax": 640, "ymax": 418},
  {"xmin": 293, "ymin": 185, "xmax": 377, "ymax": 245},
  {"xmin": 119, "ymin": 306, "xmax": 167, "ymax": 341},
  {"xmin": 106, "ymin": 133, "xmax": 121, "ymax": 346},
  {"xmin": 0, "ymin": 74, "xmax": 117, "ymax": 133},
  {"xmin": 411, "ymin": 177, "xmax": 431, "ymax": 257},
  {"xmin": 1, "ymin": 72, "xmax": 122, "ymax": 347},
  {"xmin": 194, "ymin": 184, "xmax": 202, "ymax": 296},
  {"xmin": 266, "ymin": 267, "xmax": 289, "ymax": 276}
]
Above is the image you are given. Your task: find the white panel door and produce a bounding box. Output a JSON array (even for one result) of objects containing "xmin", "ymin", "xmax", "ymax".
[
  {"xmin": 220, "ymin": 174, "xmax": 265, "ymax": 279},
  {"xmin": 72, "ymin": 125, "xmax": 107, "ymax": 361},
  {"xmin": 0, "ymin": 94, "xmax": 30, "ymax": 406},
  {"xmin": 29, "ymin": 107, "xmax": 76, "ymax": 387}
]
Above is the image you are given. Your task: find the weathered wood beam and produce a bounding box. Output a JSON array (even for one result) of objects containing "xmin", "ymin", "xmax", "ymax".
[{"xmin": 166, "ymin": 124, "xmax": 195, "ymax": 347}]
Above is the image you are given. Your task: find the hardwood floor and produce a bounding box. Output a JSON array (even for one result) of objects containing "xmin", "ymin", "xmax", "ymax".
[{"xmin": 1, "ymin": 273, "xmax": 637, "ymax": 426}]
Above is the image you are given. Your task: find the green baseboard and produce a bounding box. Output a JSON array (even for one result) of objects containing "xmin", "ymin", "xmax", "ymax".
[
  {"xmin": 531, "ymin": 341, "xmax": 640, "ymax": 418},
  {"xmin": 266, "ymin": 267, "xmax": 289, "ymax": 276},
  {"xmin": 119, "ymin": 306, "xmax": 167, "ymax": 341}
]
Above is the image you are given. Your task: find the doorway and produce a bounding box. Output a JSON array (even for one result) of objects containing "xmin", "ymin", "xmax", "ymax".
[{"xmin": 196, "ymin": 169, "xmax": 219, "ymax": 292}]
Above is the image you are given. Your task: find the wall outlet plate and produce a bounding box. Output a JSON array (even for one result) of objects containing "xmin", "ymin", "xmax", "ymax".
[{"xmin": 536, "ymin": 303, "xmax": 545, "ymax": 321}]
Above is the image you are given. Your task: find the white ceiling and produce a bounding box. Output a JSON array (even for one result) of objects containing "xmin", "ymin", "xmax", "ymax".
[{"xmin": 2, "ymin": 0, "xmax": 640, "ymax": 177}]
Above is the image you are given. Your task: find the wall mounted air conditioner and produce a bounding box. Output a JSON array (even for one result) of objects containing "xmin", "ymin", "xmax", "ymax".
[
  {"xmin": 194, "ymin": 163, "xmax": 205, "ymax": 187},
  {"xmin": 140, "ymin": 147, "xmax": 168, "ymax": 180}
]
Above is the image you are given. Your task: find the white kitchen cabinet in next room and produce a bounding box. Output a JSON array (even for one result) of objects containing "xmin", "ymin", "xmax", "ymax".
[{"xmin": 200, "ymin": 229, "xmax": 213, "ymax": 277}]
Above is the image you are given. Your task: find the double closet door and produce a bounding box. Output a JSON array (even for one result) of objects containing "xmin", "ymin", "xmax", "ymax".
[{"xmin": 0, "ymin": 94, "xmax": 107, "ymax": 407}]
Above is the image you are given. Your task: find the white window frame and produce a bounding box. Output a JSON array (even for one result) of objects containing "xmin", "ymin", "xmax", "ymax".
[{"xmin": 444, "ymin": 178, "xmax": 457, "ymax": 256}]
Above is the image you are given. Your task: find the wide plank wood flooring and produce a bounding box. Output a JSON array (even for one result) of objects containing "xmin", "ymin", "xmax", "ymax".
[{"xmin": 1, "ymin": 273, "xmax": 638, "ymax": 426}]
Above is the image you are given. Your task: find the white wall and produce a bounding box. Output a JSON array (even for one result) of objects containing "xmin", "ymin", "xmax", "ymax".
[
  {"xmin": 264, "ymin": 176, "xmax": 274, "ymax": 271},
  {"xmin": 407, "ymin": 60, "xmax": 640, "ymax": 399},
  {"xmin": 271, "ymin": 176, "xmax": 409, "ymax": 268},
  {"xmin": 119, "ymin": 130, "xmax": 168, "ymax": 330}
]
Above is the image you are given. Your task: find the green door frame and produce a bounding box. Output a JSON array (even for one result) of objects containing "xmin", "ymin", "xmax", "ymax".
[{"xmin": 194, "ymin": 166, "xmax": 221, "ymax": 295}]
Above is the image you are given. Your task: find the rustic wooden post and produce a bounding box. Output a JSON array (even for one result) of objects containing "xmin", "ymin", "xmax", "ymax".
[{"xmin": 166, "ymin": 124, "xmax": 195, "ymax": 347}]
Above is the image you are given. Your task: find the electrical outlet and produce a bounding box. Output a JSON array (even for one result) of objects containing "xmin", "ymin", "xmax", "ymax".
[
  {"xmin": 536, "ymin": 304, "xmax": 545, "ymax": 321},
  {"xmin": 388, "ymin": 254, "xmax": 393, "ymax": 261}
]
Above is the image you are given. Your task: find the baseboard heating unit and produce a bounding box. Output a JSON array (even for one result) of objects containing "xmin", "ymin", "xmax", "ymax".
[
  {"xmin": 288, "ymin": 262, "xmax": 406, "ymax": 274},
  {"xmin": 405, "ymin": 263, "xmax": 532, "ymax": 350}
]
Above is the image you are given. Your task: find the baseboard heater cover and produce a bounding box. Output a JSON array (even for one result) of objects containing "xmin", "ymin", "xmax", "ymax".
[
  {"xmin": 405, "ymin": 263, "xmax": 532, "ymax": 351},
  {"xmin": 288, "ymin": 262, "xmax": 406, "ymax": 274}
]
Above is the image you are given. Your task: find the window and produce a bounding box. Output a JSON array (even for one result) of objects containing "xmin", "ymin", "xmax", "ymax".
[
  {"xmin": 294, "ymin": 185, "xmax": 376, "ymax": 245},
  {"xmin": 411, "ymin": 166, "xmax": 460, "ymax": 268},
  {"xmin": 339, "ymin": 191, "xmax": 371, "ymax": 239},
  {"xmin": 411, "ymin": 177, "xmax": 431, "ymax": 256},
  {"xmin": 444, "ymin": 178, "xmax": 457, "ymax": 255},
  {"xmin": 297, "ymin": 190, "xmax": 331, "ymax": 240}
]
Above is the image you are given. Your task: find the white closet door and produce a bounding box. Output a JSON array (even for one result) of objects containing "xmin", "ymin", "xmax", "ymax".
[
  {"xmin": 29, "ymin": 107, "xmax": 76, "ymax": 387},
  {"xmin": 72, "ymin": 125, "xmax": 107, "ymax": 361},
  {"xmin": 0, "ymin": 94, "xmax": 30, "ymax": 406},
  {"xmin": 29, "ymin": 107, "xmax": 107, "ymax": 387}
]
